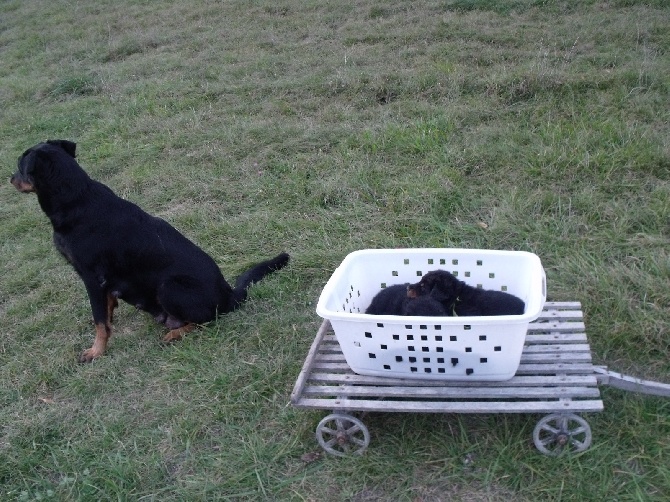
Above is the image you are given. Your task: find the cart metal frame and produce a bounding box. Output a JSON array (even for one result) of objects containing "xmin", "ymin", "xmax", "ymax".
[{"xmin": 291, "ymin": 302, "xmax": 670, "ymax": 456}]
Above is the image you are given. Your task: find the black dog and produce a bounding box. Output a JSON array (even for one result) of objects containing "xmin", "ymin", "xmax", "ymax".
[
  {"xmin": 10, "ymin": 140, "xmax": 289, "ymax": 362},
  {"xmin": 407, "ymin": 270, "xmax": 525, "ymax": 316},
  {"xmin": 365, "ymin": 284, "xmax": 449, "ymax": 316}
]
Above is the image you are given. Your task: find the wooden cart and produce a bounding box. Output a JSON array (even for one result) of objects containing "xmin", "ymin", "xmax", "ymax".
[{"xmin": 291, "ymin": 302, "xmax": 670, "ymax": 456}]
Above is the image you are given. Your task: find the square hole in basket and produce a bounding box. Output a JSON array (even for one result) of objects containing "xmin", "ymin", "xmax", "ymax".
[
  {"xmin": 411, "ymin": 367, "xmax": 418, "ymax": 372},
  {"xmin": 437, "ymin": 357, "xmax": 445, "ymax": 364},
  {"xmin": 407, "ymin": 334, "xmax": 414, "ymax": 341},
  {"xmin": 368, "ymin": 353, "xmax": 376, "ymax": 359},
  {"xmin": 408, "ymin": 346, "xmax": 415, "ymax": 351},
  {"xmin": 423, "ymin": 357, "xmax": 430, "ymax": 363},
  {"xmin": 428, "ymin": 258, "xmax": 434, "ymax": 264},
  {"xmin": 464, "ymin": 325, "xmax": 471, "ymax": 330},
  {"xmin": 465, "ymin": 347, "xmax": 472, "ymax": 353},
  {"xmin": 435, "ymin": 335, "xmax": 442, "ymax": 341},
  {"xmin": 440, "ymin": 259, "xmax": 446, "ymax": 265},
  {"xmin": 466, "ymin": 368, "xmax": 474, "ymax": 375},
  {"xmin": 377, "ymin": 323, "xmax": 384, "ymax": 328},
  {"xmin": 409, "ymin": 357, "xmax": 417, "ymax": 363},
  {"xmin": 489, "ymin": 272, "xmax": 495, "ymax": 278},
  {"xmin": 477, "ymin": 260, "xmax": 483, "ymax": 266},
  {"xmin": 384, "ymin": 364, "xmax": 391, "ymax": 370},
  {"xmin": 422, "ymin": 347, "xmax": 429, "ymax": 352},
  {"xmin": 365, "ymin": 332, "xmax": 372, "ymax": 338},
  {"xmin": 436, "ymin": 347, "xmax": 444, "ymax": 353},
  {"xmin": 465, "ymin": 271, "xmax": 471, "ymax": 277},
  {"xmin": 451, "ymin": 357, "xmax": 459, "ymax": 366},
  {"xmin": 501, "ymin": 285, "xmax": 508, "ymax": 291},
  {"xmin": 421, "ymin": 335, "xmax": 428, "ymax": 341},
  {"xmin": 396, "ymin": 356, "xmax": 403, "ymax": 362},
  {"xmin": 480, "ymin": 357, "xmax": 488, "ymax": 363},
  {"xmin": 479, "ymin": 335, "xmax": 487, "ymax": 341},
  {"xmin": 393, "ymin": 334, "xmax": 399, "ymax": 340},
  {"xmin": 424, "ymin": 368, "xmax": 432, "ymax": 373},
  {"xmin": 434, "ymin": 325, "xmax": 442, "ymax": 330},
  {"xmin": 452, "ymin": 259, "xmax": 458, "ymax": 265},
  {"xmin": 404, "ymin": 258, "xmax": 410, "ymax": 265},
  {"xmin": 381, "ymin": 344, "xmax": 388, "ymax": 350},
  {"xmin": 438, "ymin": 368, "xmax": 446, "ymax": 373},
  {"xmin": 416, "ymin": 270, "xmax": 423, "ymax": 277},
  {"xmin": 420, "ymin": 325, "xmax": 427, "ymax": 330},
  {"xmin": 450, "ymin": 335, "xmax": 457, "ymax": 341},
  {"xmin": 392, "ymin": 270, "xmax": 398, "ymax": 276},
  {"xmin": 494, "ymin": 346, "xmax": 502, "ymax": 351}
]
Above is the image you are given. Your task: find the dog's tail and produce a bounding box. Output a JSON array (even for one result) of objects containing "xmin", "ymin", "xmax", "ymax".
[{"xmin": 232, "ymin": 252, "xmax": 290, "ymax": 304}]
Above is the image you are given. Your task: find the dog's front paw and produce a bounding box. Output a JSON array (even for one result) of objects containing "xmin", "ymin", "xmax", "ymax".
[{"xmin": 78, "ymin": 347, "xmax": 102, "ymax": 363}]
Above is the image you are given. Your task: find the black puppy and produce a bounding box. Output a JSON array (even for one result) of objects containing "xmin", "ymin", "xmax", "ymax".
[
  {"xmin": 365, "ymin": 284, "xmax": 449, "ymax": 316},
  {"xmin": 407, "ymin": 270, "xmax": 525, "ymax": 316},
  {"xmin": 10, "ymin": 140, "xmax": 289, "ymax": 362}
]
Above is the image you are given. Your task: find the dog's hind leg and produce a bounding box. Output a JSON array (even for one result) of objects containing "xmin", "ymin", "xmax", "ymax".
[
  {"xmin": 154, "ymin": 277, "xmax": 217, "ymax": 343},
  {"xmin": 162, "ymin": 322, "xmax": 197, "ymax": 344}
]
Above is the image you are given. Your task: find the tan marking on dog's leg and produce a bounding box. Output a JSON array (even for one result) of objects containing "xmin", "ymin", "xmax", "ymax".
[
  {"xmin": 162, "ymin": 323, "xmax": 196, "ymax": 344},
  {"xmin": 107, "ymin": 293, "xmax": 118, "ymax": 324},
  {"xmin": 79, "ymin": 322, "xmax": 111, "ymax": 363}
]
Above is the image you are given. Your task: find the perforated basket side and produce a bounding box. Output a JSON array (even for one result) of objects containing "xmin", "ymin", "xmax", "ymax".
[{"xmin": 330, "ymin": 317, "xmax": 527, "ymax": 381}]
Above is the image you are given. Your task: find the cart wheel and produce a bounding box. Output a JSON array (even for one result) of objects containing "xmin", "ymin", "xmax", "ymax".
[
  {"xmin": 533, "ymin": 413, "xmax": 592, "ymax": 456},
  {"xmin": 315, "ymin": 413, "xmax": 370, "ymax": 457}
]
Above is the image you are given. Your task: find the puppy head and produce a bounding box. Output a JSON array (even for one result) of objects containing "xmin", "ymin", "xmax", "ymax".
[
  {"xmin": 10, "ymin": 140, "xmax": 77, "ymax": 194},
  {"xmin": 407, "ymin": 270, "xmax": 462, "ymax": 305}
]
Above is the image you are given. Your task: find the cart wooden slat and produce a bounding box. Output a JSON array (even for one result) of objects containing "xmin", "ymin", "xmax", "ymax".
[{"xmin": 291, "ymin": 302, "xmax": 604, "ymax": 415}]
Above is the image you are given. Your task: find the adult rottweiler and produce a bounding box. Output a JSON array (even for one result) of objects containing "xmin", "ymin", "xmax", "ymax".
[
  {"xmin": 10, "ymin": 140, "xmax": 289, "ymax": 362},
  {"xmin": 407, "ymin": 270, "xmax": 525, "ymax": 316}
]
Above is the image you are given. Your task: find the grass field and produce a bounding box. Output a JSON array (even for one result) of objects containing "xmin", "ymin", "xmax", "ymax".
[{"xmin": 1, "ymin": 0, "xmax": 669, "ymax": 500}]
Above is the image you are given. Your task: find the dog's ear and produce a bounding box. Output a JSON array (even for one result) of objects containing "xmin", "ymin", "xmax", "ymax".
[
  {"xmin": 424, "ymin": 272, "xmax": 462, "ymax": 304},
  {"xmin": 422, "ymin": 278, "xmax": 449, "ymax": 304},
  {"xmin": 46, "ymin": 140, "xmax": 77, "ymax": 158}
]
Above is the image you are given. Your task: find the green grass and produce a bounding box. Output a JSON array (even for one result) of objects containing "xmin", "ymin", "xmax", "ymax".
[{"xmin": 1, "ymin": 0, "xmax": 669, "ymax": 500}]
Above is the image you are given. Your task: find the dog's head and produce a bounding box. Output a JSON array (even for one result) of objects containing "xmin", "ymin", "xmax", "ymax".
[
  {"xmin": 10, "ymin": 140, "xmax": 78, "ymax": 194},
  {"xmin": 407, "ymin": 270, "xmax": 462, "ymax": 305}
]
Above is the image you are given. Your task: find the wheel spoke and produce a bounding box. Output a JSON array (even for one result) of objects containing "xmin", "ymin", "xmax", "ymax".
[
  {"xmin": 349, "ymin": 436, "xmax": 368, "ymax": 447},
  {"xmin": 318, "ymin": 425, "xmax": 337, "ymax": 437},
  {"xmin": 539, "ymin": 436, "xmax": 558, "ymax": 448},
  {"xmin": 540, "ymin": 424, "xmax": 559, "ymax": 435},
  {"xmin": 569, "ymin": 437, "xmax": 587, "ymax": 450},
  {"xmin": 569, "ymin": 426, "xmax": 587, "ymax": 436},
  {"xmin": 345, "ymin": 424, "xmax": 362, "ymax": 435}
]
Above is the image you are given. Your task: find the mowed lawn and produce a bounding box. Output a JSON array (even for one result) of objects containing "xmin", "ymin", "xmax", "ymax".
[{"xmin": 1, "ymin": 0, "xmax": 668, "ymax": 500}]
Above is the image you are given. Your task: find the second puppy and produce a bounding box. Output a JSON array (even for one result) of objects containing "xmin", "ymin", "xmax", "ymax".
[
  {"xmin": 407, "ymin": 270, "xmax": 525, "ymax": 316},
  {"xmin": 365, "ymin": 284, "xmax": 449, "ymax": 316}
]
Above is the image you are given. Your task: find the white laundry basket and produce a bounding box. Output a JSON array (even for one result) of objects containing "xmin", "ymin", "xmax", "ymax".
[{"xmin": 316, "ymin": 249, "xmax": 546, "ymax": 381}]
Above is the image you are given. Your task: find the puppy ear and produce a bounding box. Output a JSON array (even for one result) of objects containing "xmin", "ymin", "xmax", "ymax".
[
  {"xmin": 46, "ymin": 139, "xmax": 77, "ymax": 158},
  {"xmin": 428, "ymin": 281, "xmax": 452, "ymax": 304}
]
